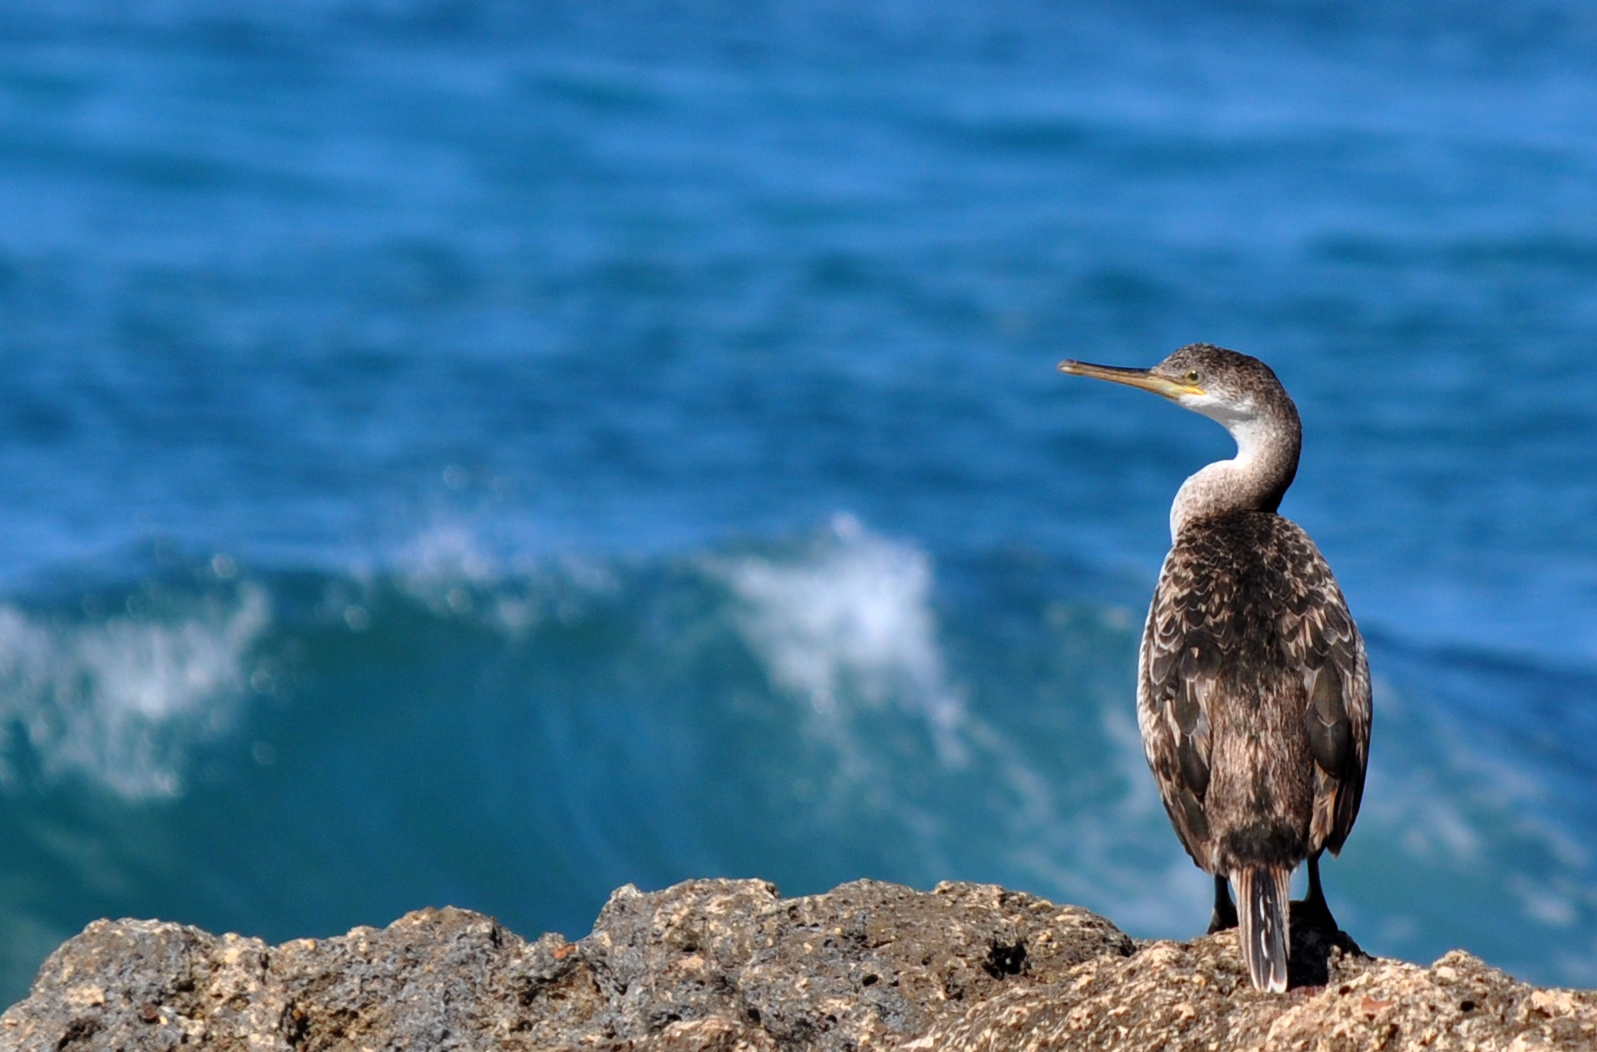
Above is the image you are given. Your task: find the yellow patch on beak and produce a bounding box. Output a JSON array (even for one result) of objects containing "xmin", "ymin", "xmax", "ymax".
[{"xmin": 1058, "ymin": 360, "xmax": 1205, "ymax": 400}]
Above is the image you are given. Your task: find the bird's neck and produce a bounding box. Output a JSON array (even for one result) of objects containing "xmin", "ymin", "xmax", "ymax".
[{"xmin": 1169, "ymin": 410, "xmax": 1301, "ymax": 541}]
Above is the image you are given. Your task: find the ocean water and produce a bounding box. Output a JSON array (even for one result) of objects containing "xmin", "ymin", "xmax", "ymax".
[{"xmin": 2, "ymin": 0, "xmax": 1597, "ymax": 1003}]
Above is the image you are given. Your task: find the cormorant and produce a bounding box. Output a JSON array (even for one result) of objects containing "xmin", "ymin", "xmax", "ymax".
[{"xmin": 1059, "ymin": 343, "xmax": 1371, "ymax": 993}]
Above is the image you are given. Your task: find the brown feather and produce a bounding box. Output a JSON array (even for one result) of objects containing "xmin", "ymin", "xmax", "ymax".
[{"xmin": 1138, "ymin": 510, "xmax": 1371, "ymax": 874}]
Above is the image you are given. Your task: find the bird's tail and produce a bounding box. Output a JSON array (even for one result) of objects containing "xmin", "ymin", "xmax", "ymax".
[{"xmin": 1232, "ymin": 865, "xmax": 1290, "ymax": 993}]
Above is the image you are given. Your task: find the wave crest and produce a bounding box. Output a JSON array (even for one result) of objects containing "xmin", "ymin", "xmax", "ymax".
[
  {"xmin": 0, "ymin": 583, "xmax": 271, "ymax": 798},
  {"xmin": 716, "ymin": 514, "xmax": 967, "ymax": 764}
]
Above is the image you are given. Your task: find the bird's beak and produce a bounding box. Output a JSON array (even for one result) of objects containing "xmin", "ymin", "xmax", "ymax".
[{"xmin": 1057, "ymin": 360, "xmax": 1204, "ymax": 400}]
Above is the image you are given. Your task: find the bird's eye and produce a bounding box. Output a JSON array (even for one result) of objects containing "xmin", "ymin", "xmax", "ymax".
[{"xmin": 1184, "ymin": 370, "xmax": 1202, "ymax": 384}]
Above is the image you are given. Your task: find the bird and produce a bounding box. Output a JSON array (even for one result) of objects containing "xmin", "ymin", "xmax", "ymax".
[{"xmin": 1058, "ymin": 343, "xmax": 1370, "ymax": 993}]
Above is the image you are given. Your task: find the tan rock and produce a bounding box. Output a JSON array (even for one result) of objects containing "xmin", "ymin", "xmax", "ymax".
[{"xmin": 0, "ymin": 879, "xmax": 1590, "ymax": 1052}]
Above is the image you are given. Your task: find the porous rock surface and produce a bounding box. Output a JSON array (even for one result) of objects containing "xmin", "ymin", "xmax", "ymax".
[{"xmin": 1, "ymin": 877, "xmax": 1592, "ymax": 1051}]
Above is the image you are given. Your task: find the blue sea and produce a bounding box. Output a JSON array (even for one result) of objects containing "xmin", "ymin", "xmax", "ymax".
[{"xmin": 2, "ymin": 0, "xmax": 1597, "ymax": 1003}]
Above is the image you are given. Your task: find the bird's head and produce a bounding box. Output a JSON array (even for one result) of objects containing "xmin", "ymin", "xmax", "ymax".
[{"xmin": 1058, "ymin": 343, "xmax": 1292, "ymax": 433}]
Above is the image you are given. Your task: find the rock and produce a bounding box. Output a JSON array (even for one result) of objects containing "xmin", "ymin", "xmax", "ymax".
[
  {"xmin": 917, "ymin": 929, "xmax": 1597, "ymax": 1052},
  {"xmin": 1, "ymin": 878, "xmax": 1592, "ymax": 1051}
]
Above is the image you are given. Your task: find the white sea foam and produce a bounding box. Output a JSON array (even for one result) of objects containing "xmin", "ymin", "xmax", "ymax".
[
  {"xmin": 0, "ymin": 585, "xmax": 271, "ymax": 799},
  {"xmin": 396, "ymin": 524, "xmax": 502, "ymax": 590},
  {"xmin": 392, "ymin": 523, "xmax": 510, "ymax": 625},
  {"xmin": 717, "ymin": 513, "xmax": 967, "ymax": 763},
  {"xmin": 392, "ymin": 522, "xmax": 622, "ymax": 634}
]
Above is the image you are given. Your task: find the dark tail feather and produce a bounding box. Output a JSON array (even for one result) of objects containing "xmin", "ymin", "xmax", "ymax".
[{"xmin": 1232, "ymin": 866, "xmax": 1290, "ymax": 993}]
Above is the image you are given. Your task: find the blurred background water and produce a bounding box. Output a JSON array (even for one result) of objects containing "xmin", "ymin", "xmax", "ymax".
[{"xmin": 1, "ymin": 0, "xmax": 1596, "ymax": 1003}]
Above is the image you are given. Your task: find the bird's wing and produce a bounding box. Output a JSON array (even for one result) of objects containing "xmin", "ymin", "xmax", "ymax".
[
  {"xmin": 1271, "ymin": 523, "xmax": 1371, "ymax": 855},
  {"xmin": 1138, "ymin": 520, "xmax": 1372, "ymax": 869},
  {"xmin": 1138, "ymin": 543, "xmax": 1230, "ymax": 872}
]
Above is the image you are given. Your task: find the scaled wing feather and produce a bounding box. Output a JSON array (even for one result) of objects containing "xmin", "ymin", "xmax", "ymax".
[{"xmin": 1271, "ymin": 526, "xmax": 1372, "ymax": 854}]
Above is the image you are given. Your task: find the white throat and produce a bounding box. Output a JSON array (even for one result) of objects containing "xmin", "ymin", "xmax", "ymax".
[{"xmin": 1168, "ymin": 409, "xmax": 1295, "ymax": 540}]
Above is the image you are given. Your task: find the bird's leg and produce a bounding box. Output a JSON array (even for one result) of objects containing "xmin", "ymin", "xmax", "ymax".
[
  {"xmin": 1207, "ymin": 874, "xmax": 1238, "ymax": 933},
  {"xmin": 1298, "ymin": 853, "xmax": 1339, "ymax": 933}
]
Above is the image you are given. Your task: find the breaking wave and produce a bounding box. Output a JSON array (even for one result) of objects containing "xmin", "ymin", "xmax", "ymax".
[{"xmin": 716, "ymin": 513, "xmax": 968, "ymax": 764}]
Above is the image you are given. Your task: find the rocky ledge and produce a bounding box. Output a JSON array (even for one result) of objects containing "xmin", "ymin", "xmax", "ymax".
[{"xmin": 2, "ymin": 879, "xmax": 1593, "ymax": 1051}]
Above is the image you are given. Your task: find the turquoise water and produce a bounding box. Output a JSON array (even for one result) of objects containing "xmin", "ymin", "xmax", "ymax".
[{"xmin": 3, "ymin": 0, "xmax": 1597, "ymax": 1001}]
